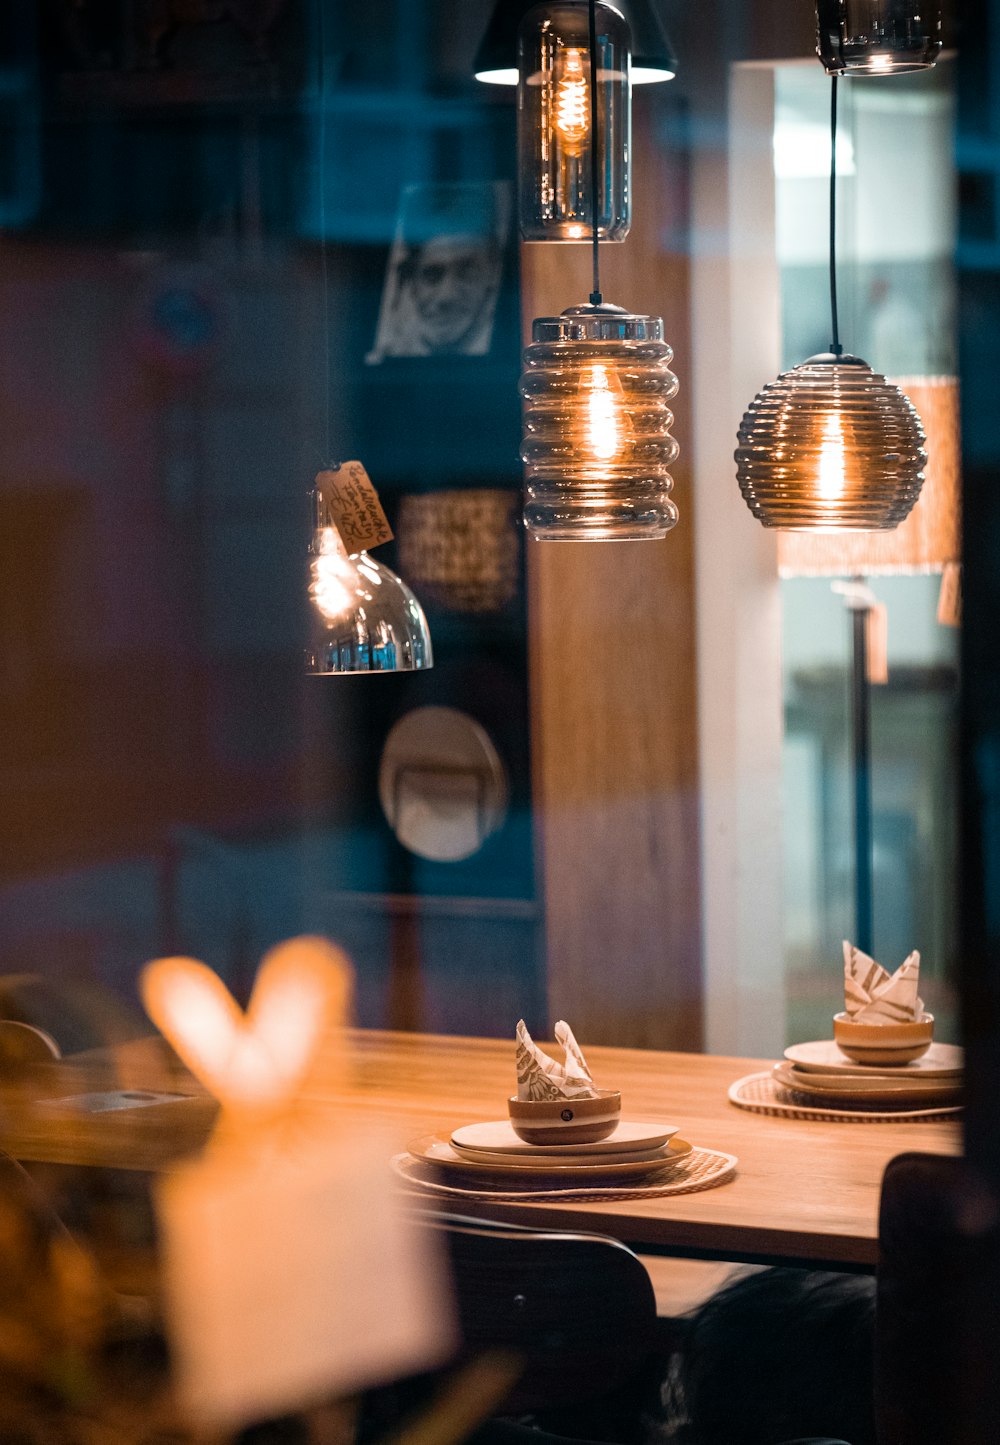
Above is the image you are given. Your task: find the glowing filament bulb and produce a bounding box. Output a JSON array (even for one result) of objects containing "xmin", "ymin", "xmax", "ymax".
[
  {"xmin": 310, "ymin": 527, "xmax": 359, "ymax": 623},
  {"xmin": 554, "ymin": 47, "xmax": 590, "ymax": 155},
  {"xmin": 586, "ymin": 364, "xmax": 622, "ymax": 463},
  {"xmin": 818, "ymin": 409, "xmax": 846, "ymax": 502}
]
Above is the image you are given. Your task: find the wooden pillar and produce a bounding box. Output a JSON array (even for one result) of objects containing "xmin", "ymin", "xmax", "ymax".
[{"xmin": 523, "ymin": 98, "xmax": 702, "ymax": 1050}]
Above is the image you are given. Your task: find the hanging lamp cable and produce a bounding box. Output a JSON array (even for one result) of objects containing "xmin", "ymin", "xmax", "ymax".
[
  {"xmin": 829, "ymin": 74, "xmax": 843, "ymax": 357},
  {"xmin": 318, "ymin": 0, "xmax": 333, "ymax": 461},
  {"xmin": 587, "ymin": 0, "xmax": 602, "ymax": 306}
]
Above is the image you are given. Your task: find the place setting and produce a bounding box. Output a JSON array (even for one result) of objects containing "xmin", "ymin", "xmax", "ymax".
[
  {"xmin": 730, "ymin": 943, "xmax": 964, "ymax": 1122},
  {"xmin": 392, "ymin": 1020, "xmax": 738, "ymax": 1202}
]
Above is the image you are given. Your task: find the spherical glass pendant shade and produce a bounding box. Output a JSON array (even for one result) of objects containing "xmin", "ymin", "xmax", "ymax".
[
  {"xmin": 306, "ymin": 527, "xmax": 433, "ymax": 674},
  {"xmin": 520, "ymin": 302, "xmax": 679, "ymax": 540},
  {"xmin": 517, "ymin": 1, "xmax": 631, "ymax": 241},
  {"xmin": 735, "ymin": 354, "xmax": 926, "ymax": 531},
  {"xmin": 815, "ymin": 0, "xmax": 942, "ymax": 75}
]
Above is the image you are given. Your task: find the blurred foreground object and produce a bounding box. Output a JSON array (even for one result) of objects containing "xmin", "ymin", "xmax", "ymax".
[{"xmin": 141, "ymin": 936, "xmax": 455, "ymax": 1430}]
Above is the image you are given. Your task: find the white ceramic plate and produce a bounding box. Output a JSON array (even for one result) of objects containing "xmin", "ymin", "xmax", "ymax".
[
  {"xmin": 410, "ymin": 1133, "xmax": 693, "ymax": 1178},
  {"xmin": 451, "ymin": 1119, "xmax": 678, "ymax": 1156},
  {"xmin": 784, "ymin": 1039, "xmax": 964, "ymax": 1079},
  {"xmin": 772, "ymin": 1062, "xmax": 963, "ymax": 1105}
]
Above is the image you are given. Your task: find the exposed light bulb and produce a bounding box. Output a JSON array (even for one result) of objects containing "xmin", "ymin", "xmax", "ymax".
[
  {"xmin": 310, "ymin": 527, "xmax": 362, "ymax": 623},
  {"xmin": 553, "ymin": 46, "xmax": 590, "ymax": 155},
  {"xmin": 586, "ymin": 364, "xmax": 622, "ymax": 463},
  {"xmin": 818, "ymin": 410, "xmax": 846, "ymax": 503}
]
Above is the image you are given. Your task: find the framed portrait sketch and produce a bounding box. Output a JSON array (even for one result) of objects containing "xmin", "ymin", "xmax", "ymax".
[{"xmin": 367, "ymin": 181, "xmax": 512, "ymax": 364}]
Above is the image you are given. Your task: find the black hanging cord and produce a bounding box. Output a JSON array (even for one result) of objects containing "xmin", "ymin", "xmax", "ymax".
[
  {"xmin": 318, "ymin": 0, "xmax": 333, "ymax": 461},
  {"xmin": 829, "ymin": 74, "xmax": 843, "ymax": 357},
  {"xmin": 587, "ymin": 0, "xmax": 602, "ymax": 306}
]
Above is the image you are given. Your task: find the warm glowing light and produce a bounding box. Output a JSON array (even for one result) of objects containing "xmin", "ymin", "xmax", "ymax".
[
  {"xmin": 553, "ymin": 47, "xmax": 590, "ymax": 155},
  {"xmin": 818, "ymin": 410, "xmax": 847, "ymax": 502},
  {"xmin": 867, "ymin": 53, "xmax": 893, "ymax": 70},
  {"xmin": 140, "ymin": 938, "xmax": 354, "ymax": 1113},
  {"xmin": 586, "ymin": 364, "xmax": 622, "ymax": 463},
  {"xmin": 310, "ymin": 527, "xmax": 363, "ymax": 623}
]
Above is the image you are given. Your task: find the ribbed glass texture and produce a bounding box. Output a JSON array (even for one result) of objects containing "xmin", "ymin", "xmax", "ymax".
[
  {"xmin": 517, "ymin": 2, "xmax": 631, "ymax": 242},
  {"xmin": 815, "ymin": 0, "xmax": 942, "ymax": 75},
  {"xmin": 735, "ymin": 354, "xmax": 926, "ymax": 531},
  {"xmin": 306, "ymin": 528, "xmax": 433, "ymax": 674},
  {"xmin": 520, "ymin": 304, "xmax": 679, "ymax": 540}
]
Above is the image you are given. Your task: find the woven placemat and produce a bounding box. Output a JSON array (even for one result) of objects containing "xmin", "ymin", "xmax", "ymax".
[
  {"xmin": 390, "ymin": 1145, "xmax": 737, "ymax": 1203},
  {"xmin": 729, "ymin": 1071, "xmax": 963, "ymax": 1123}
]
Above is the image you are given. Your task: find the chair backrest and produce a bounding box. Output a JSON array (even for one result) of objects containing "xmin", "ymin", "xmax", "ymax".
[
  {"xmin": 877, "ymin": 1151, "xmax": 1000, "ymax": 1445},
  {"xmin": 419, "ymin": 1212, "xmax": 659, "ymax": 1415},
  {"xmin": 0, "ymin": 1019, "xmax": 61, "ymax": 1067},
  {"xmin": 0, "ymin": 974, "xmax": 146, "ymax": 1055}
]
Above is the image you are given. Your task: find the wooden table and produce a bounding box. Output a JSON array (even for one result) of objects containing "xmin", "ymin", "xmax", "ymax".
[
  {"xmin": 346, "ymin": 1031, "xmax": 961, "ymax": 1271},
  {"xmin": 1, "ymin": 1030, "xmax": 962, "ymax": 1271}
]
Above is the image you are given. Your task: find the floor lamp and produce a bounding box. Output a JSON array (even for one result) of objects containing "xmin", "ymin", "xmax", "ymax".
[{"xmin": 778, "ymin": 376, "xmax": 961, "ymax": 954}]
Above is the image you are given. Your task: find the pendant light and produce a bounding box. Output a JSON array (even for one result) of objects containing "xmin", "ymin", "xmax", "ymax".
[
  {"xmin": 519, "ymin": 0, "xmax": 679, "ymax": 541},
  {"xmin": 815, "ymin": 0, "xmax": 942, "ymax": 76},
  {"xmin": 304, "ymin": 8, "xmax": 432, "ymax": 675},
  {"xmin": 735, "ymin": 76, "xmax": 925, "ymax": 531},
  {"xmin": 518, "ymin": 0, "xmax": 631, "ymax": 242},
  {"xmin": 474, "ymin": 0, "xmax": 678, "ymax": 88},
  {"xmin": 305, "ymin": 492, "xmax": 433, "ymax": 676}
]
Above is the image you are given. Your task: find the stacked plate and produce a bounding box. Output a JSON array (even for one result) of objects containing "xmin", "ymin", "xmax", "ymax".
[
  {"xmin": 407, "ymin": 1119, "xmax": 690, "ymax": 1185},
  {"xmin": 773, "ymin": 1039, "xmax": 964, "ymax": 1107}
]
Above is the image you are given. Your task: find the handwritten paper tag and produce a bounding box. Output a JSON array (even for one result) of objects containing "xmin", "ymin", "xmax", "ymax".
[
  {"xmin": 157, "ymin": 1127, "xmax": 454, "ymax": 1428},
  {"xmin": 317, "ymin": 462, "xmax": 393, "ymax": 555}
]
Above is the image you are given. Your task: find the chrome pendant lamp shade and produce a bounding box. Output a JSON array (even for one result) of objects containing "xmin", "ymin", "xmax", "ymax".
[
  {"xmin": 735, "ymin": 353, "xmax": 926, "ymax": 530},
  {"xmin": 306, "ymin": 524, "xmax": 433, "ymax": 675},
  {"xmin": 815, "ymin": 0, "xmax": 942, "ymax": 75},
  {"xmin": 521, "ymin": 303, "xmax": 679, "ymax": 540}
]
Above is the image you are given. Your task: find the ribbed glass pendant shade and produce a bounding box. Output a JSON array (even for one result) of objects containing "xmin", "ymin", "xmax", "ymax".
[
  {"xmin": 306, "ymin": 527, "xmax": 433, "ymax": 674},
  {"xmin": 815, "ymin": 0, "xmax": 942, "ymax": 75},
  {"xmin": 735, "ymin": 354, "xmax": 926, "ymax": 531},
  {"xmin": 521, "ymin": 302, "xmax": 679, "ymax": 540}
]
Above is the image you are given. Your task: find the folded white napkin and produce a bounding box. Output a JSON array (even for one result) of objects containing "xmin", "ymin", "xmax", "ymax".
[
  {"xmin": 843, "ymin": 941, "xmax": 924, "ymax": 1023},
  {"xmin": 515, "ymin": 1019, "xmax": 597, "ymax": 1101}
]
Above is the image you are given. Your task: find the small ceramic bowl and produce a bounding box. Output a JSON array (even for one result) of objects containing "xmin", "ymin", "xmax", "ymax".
[
  {"xmin": 508, "ymin": 1089, "xmax": 622, "ymax": 1145},
  {"xmin": 833, "ymin": 1011, "xmax": 934, "ymax": 1065}
]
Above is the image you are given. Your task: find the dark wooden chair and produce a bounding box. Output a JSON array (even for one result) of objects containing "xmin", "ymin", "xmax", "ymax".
[
  {"xmin": 876, "ymin": 1151, "xmax": 1000, "ymax": 1444},
  {"xmin": 0, "ymin": 973, "xmax": 147, "ymax": 1056},
  {"xmin": 422, "ymin": 1211, "xmax": 662, "ymax": 1423}
]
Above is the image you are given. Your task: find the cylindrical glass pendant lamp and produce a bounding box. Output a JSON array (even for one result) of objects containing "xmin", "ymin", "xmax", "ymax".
[
  {"xmin": 306, "ymin": 518, "xmax": 433, "ymax": 675},
  {"xmin": 517, "ymin": 1, "xmax": 631, "ymax": 241},
  {"xmin": 816, "ymin": 0, "xmax": 942, "ymax": 75},
  {"xmin": 521, "ymin": 303, "xmax": 679, "ymax": 540},
  {"xmin": 735, "ymin": 353, "xmax": 926, "ymax": 530}
]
